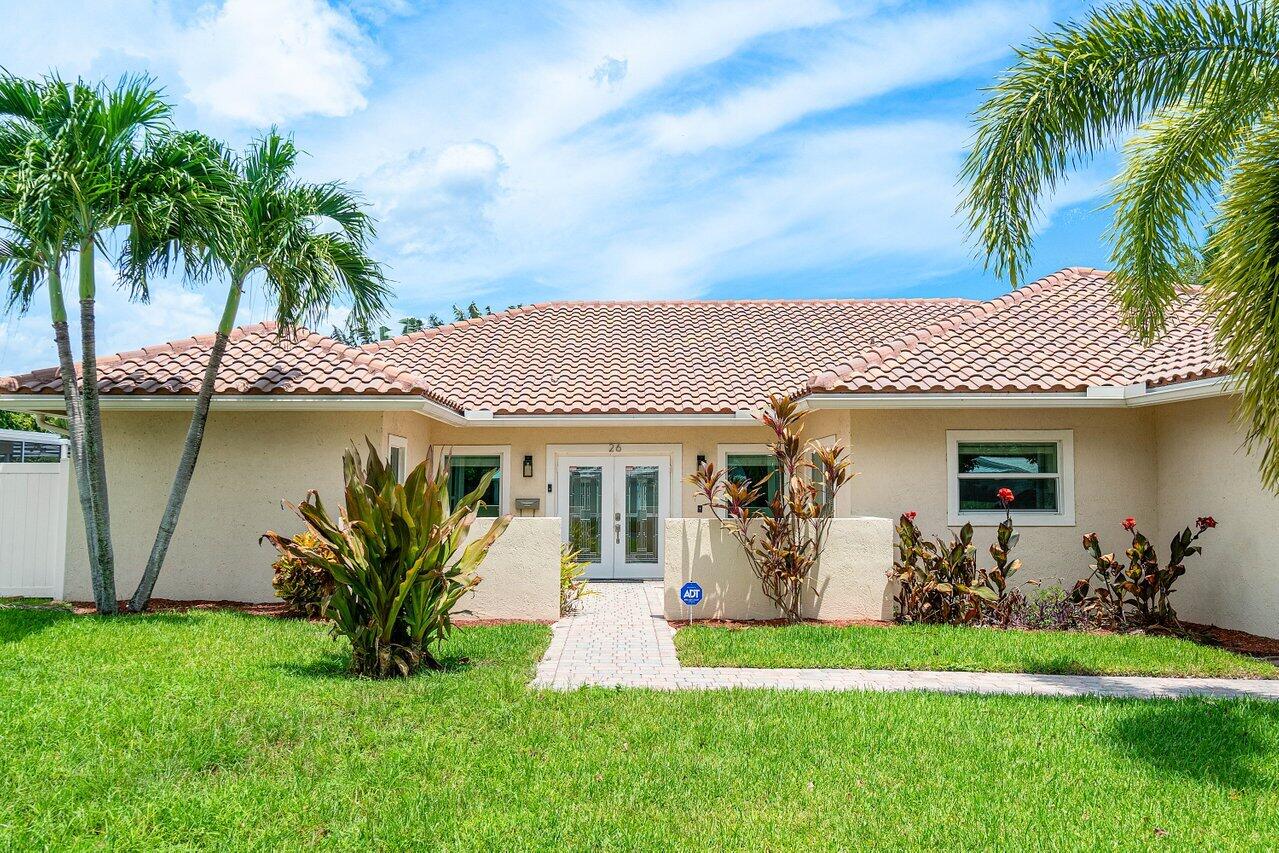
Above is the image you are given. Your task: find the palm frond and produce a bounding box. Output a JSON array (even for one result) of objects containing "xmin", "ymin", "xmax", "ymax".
[
  {"xmin": 1107, "ymin": 91, "xmax": 1262, "ymax": 336},
  {"xmin": 1202, "ymin": 115, "xmax": 1279, "ymax": 489},
  {"xmin": 962, "ymin": 0, "xmax": 1279, "ymax": 287}
]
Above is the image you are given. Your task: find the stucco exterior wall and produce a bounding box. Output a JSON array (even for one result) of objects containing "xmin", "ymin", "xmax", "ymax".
[
  {"xmin": 66, "ymin": 402, "xmax": 1276, "ymax": 634},
  {"xmin": 843, "ymin": 408, "xmax": 1157, "ymax": 590},
  {"xmin": 64, "ymin": 410, "xmax": 560, "ymax": 620},
  {"xmin": 664, "ymin": 517, "xmax": 894, "ymax": 620},
  {"xmin": 64, "ymin": 410, "xmax": 383, "ymax": 603},
  {"xmin": 1154, "ymin": 396, "xmax": 1279, "ymax": 637}
]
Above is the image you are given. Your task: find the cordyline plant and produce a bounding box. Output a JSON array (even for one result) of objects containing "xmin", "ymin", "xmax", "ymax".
[
  {"xmin": 891, "ymin": 488, "xmax": 1022, "ymax": 624},
  {"xmin": 1072, "ymin": 515, "xmax": 1217, "ymax": 629},
  {"xmin": 687, "ymin": 395, "xmax": 852, "ymax": 623},
  {"xmin": 263, "ymin": 442, "xmax": 509, "ymax": 677}
]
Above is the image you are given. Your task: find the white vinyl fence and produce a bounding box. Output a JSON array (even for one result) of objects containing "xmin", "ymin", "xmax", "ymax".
[{"xmin": 0, "ymin": 429, "xmax": 69, "ymax": 598}]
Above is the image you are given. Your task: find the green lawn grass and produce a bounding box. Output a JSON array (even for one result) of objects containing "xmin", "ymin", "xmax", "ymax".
[
  {"xmin": 674, "ymin": 622, "xmax": 1279, "ymax": 678},
  {"xmin": 3, "ymin": 610, "xmax": 1279, "ymax": 848}
]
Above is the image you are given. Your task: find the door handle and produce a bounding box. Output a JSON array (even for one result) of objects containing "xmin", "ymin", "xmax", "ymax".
[{"xmin": 614, "ymin": 511, "xmax": 621, "ymax": 544}]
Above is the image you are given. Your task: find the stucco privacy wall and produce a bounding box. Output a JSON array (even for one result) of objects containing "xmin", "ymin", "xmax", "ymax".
[
  {"xmin": 461, "ymin": 517, "xmax": 560, "ymax": 621},
  {"xmin": 1154, "ymin": 396, "xmax": 1279, "ymax": 637},
  {"xmin": 843, "ymin": 407, "xmax": 1157, "ymax": 590},
  {"xmin": 664, "ymin": 517, "xmax": 894, "ymax": 620},
  {"xmin": 63, "ymin": 411, "xmax": 558, "ymax": 620}
]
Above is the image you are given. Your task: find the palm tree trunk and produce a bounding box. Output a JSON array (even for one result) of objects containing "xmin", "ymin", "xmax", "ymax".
[
  {"xmin": 48, "ymin": 263, "xmax": 103, "ymax": 605},
  {"xmin": 78, "ymin": 239, "xmax": 116, "ymax": 613},
  {"xmin": 129, "ymin": 278, "xmax": 243, "ymax": 612}
]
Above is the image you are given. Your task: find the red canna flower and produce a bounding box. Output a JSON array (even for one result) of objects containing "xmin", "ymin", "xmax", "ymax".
[
  {"xmin": 1196, "ymin": 516, "xmax": 1217, "ymax": 531},
  {"xmin": 904, "ymin": 511, "xmax": 917, "ymax": 522},
  {"xmin": 996, "ymin": 487, "xmax": 1015, "ymax": 506},
  {"xmin": 1122, "ymin": 517, "xmax": 1137, "ymax": 532}
]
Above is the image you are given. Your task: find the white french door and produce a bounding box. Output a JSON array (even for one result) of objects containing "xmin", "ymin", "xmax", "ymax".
[{"xmin": 556, "ymin": 456, "xmax": 669, "ymax": 579}]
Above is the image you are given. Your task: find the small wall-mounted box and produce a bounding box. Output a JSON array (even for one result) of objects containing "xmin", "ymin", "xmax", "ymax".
[{"xmin": 514, "ymin": 498, "xmax": 541, "ymax": 512}]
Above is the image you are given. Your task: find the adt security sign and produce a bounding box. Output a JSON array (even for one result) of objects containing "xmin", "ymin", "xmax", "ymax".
[{"xmin": 679, "ymin": 582, "xmax": 703, "ymax": 607}]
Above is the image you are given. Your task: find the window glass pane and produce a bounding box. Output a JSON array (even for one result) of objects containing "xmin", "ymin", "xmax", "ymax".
[
  {"xmin": 388, "ymin": 446, "xmax": 406, "ymax": 483},
  {"xmin": 568, "ymin": 465, "xmax": 603, "ymax": 561},
  {"xmin": 0, "ymin": 438, "xmax": 62, "ymax": 463},
  {"xmin": 726, "ymin": 453, "xmax": 779, "ymax": 512},
  {"xmin": 959, "ymin": 477, "xmax": 1059, "ymax": 512},
  {"xmin": 449, "ymin": 454, "xmax": 501, "ymax": 517},
  {"xmin": 625, "ymin": 465, "xmax": 660, "ymax": 564},
  {"xmin": 958, "ymin": 442, "xmax": 1058, "ymax": 474}
]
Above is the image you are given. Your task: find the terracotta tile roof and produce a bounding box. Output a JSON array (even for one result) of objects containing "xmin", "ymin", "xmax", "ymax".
[
  {"xmin": 810, "ymin": 268, "xmax": 1227, "ymax": 394},
  {"xmin": 0, "ymin": 269, "xmax": 1229, "ymax": 413},
  {"xmin": 365, "ymin": 298, "xmax": 975, "ymax": 414},
  {"xmin": 0, "ymin": 322, "xmax": 453, "ymax": 403}
]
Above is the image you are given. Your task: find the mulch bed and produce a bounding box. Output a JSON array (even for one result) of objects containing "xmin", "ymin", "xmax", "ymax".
[
  {"xmin": 1184, "ymin": 621, "xmax": 1279, "ymax": 659},
  {"xmin": 669, "ymin": 617, "xmax": 892, "ymax": 630},
  {"xmin": 673, "ymin": 617, "xmax": 1279, "ymax": 661}
]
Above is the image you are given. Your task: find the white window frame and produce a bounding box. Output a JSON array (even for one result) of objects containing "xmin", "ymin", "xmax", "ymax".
[
  {"xmin": 946, "ymin": 430, "xmax": 1075, "ymax": 527},
  {"xmin": 445, "ymin": 445, "xmax": 511, "ymax": 516},
  {"xmin": 386, "ymin": 434, "xmax": 409, "ymax": 483}
]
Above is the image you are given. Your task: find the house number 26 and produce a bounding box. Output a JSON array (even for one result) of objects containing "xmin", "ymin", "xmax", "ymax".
[{"xmin": 608, "ymin": 443, "xmax": 623, "ymax": 452}]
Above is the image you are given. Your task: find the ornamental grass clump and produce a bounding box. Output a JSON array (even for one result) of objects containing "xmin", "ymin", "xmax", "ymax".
[
  {"xmin": 1072, "ymin": 515, "xmax": 1216, "ymax": 630},
  {"xmin": 891, "ymin": 489, "xmax": 1022, "ymax": 624},
  {"xmin": 264, "ymin": 441, "xmax": 509, "ymax": 677},
  {"xmin": 687, "ymin": 395, "xmax": 853, "ymax": 623}
]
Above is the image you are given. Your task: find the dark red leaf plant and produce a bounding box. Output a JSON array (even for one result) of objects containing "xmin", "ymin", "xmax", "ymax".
[{"xmin": 686, "ymin": 395, "xmax": 853, "ymax": 623}]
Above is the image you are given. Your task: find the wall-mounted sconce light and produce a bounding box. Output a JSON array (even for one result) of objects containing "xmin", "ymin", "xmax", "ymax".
[
  {"xmin": 522, "ymin": 454, "xmax": 534, "ymax": 478},
  {"xmin": 696, "ymin": 453, "xmax": 707, "ymax": 469}
]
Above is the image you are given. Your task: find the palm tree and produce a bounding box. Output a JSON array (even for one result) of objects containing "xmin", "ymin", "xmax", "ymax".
[
  {"xmin": 0, "ymin": 73, "xmax": 225, "ymax": 612},
  {"xmin": 125, "ymin": 131, "xmax": 388, "ymax": 612},
  {"xmin": 961, "ymin": 0, "xmax": 1279, "ymax": 490}
]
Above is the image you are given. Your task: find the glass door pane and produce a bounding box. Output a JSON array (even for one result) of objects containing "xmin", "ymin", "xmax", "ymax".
[
  {"xmin": 624, "ymin": 465, "xmax": 660, "ymax": 564},
  {"xmin": 567, "ymin": 465, "xmax": 604, "ymax": 562}
]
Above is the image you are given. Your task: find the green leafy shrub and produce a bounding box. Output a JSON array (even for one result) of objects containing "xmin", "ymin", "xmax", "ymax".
[
  {"xmin": 264, "ymin": 441, "xmax": 510, "ymax": 677},
  {"xmin": 1072, "ymin": 515, "xmax": 1216, "ymax": 629},
  {"xmin": 892, "ymin": 490, "xmax": 1021, "ymax": 625},
  {"xmin": 560, "ymin": 546, "xmax": 593, "ymax": 615},
  {"xmin": 270, "ymin": 530, "xmax": 335, "ymax": 617}
]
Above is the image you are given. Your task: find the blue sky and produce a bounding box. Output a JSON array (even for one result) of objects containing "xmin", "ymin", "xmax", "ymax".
[{"xmin": 0, "ymin": 0, "xmax": 1118, "ymax": 375}]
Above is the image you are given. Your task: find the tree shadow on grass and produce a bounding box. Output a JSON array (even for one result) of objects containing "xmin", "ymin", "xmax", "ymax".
[
  {"xmin": 274, "ymin": 650, "xmax": 475, "ymax": 680},
  {"xmin": 1105, "ymin": 699, "xmax": 1279, "ymax": 790},
  {"xmin": 0, "ymin": 608, "xmax": 72, "ymax": 644}
]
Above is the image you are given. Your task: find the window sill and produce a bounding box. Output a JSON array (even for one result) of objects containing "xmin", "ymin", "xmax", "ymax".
[{"xmin": 948, "ymin": 512, "xmax": 1076, "ymax": 528}]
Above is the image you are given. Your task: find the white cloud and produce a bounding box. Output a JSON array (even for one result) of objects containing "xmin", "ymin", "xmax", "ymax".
[
  {"xmin": 175, "ymin": 0, "xmax": 373, "ymax": 124},
  {"xmin": 646, "ymin": 0, "xmax": 1044, "ymax": 153},
  {"xmin": 0, "ymin": 0, "xmax": 376, "ymax": 126},
  {"xmin": 366, "ymin": 140, "xmax": 507, "ymax": 259}
]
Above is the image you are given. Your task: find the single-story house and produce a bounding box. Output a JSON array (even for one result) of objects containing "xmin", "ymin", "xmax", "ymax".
[{"xmin": 2, "ymin": 267, "xmax": 1276, "ymax": 634}]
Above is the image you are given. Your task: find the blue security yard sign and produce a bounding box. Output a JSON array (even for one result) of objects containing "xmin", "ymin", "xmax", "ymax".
[{"xmin": 679, "ymin": 582, "xmax": 703, "ymax": 607}]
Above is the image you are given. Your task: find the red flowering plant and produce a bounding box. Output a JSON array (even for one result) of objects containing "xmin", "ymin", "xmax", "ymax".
[
  {"xmin": 687, "ymin": 395, "xmax": 853, "ymax": 623},
  {"xmin": 1072, "ymin": 515, "xmax": 1217, "ymax": 629},
  {"xmin": 890, "ymin": 487, "xmax": 1022, "ymax": 625}
]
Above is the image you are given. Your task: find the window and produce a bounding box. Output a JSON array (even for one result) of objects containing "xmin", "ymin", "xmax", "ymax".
[
  {"xmin": 386, "ymin": 434, "xmax": 408, "ymax": 483},
  {"xmin": 947, "ymin": 430, "xmax": 1074, "ymax": 526},
  {"xmin": 446, "ymin": 446, "xmax": 510, "ymax": 517},
  {"xmin": 0, "ymin": 436, "xmax": 65, "ymax": 463},
  {"xmin": 719, "ymin": 445, "xmax": 779, "ymax": 513}
]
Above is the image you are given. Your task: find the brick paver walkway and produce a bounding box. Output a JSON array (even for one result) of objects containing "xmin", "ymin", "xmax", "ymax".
[{"xmin": 531, "ymin": 582, "xmax": 1279, "ymax": 700}]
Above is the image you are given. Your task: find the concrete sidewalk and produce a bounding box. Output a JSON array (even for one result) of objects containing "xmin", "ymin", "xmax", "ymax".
[{"xmin": 530, "ymin": 581, "xmax": 1279, "ymax": 700}]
